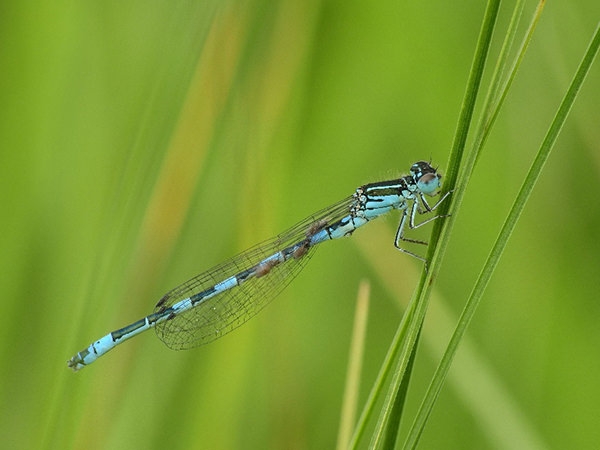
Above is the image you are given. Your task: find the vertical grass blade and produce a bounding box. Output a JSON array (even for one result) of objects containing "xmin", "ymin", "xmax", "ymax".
[
  {"xmin": 337, "ymin": 281, "xmax": 370, "ymax": 450},
  {"xmin": 365, "ymin": 2, "xmax": 502, "ymax": 449},
  {"xmin": 402, "ymin": 20, "xmax": 600, "ymax": 450},
  {"xmin": 348, "ymin": 290, "xmax": 417, "ymax": 449},
  {"xmin": 474, "ymin": 0, "xmax": 546, "ymax": 168},
  {"xmin": 478, "ymin": 0, "xmax": 526, "ymax": 130}
]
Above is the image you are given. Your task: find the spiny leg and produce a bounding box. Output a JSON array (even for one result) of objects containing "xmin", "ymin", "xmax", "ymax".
[
  {"xmin": 394, "ymin": 207, "xmax": 428, "ymax": 264},
  {"xmin": 407, "ymin": 200, "xmax": 450, "ymax": 240},
  {"xmin": 418, "ymin": 189, "xmax": 453, "ymax": 213},
  {"xmin": 410, "ymin": 190, "xmax": 453, "ymax": 237},
  {"xmin": 393, "ymin": 199, "xmax": 451, "ymax": 266},
  {"xmin": 401, "ymin": 201, "xmax": 429, "ymax": 245}
]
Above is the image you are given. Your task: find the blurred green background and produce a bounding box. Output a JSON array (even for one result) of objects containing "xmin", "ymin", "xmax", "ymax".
[{"xmin": 1, "ymin": 1, "xmax": 599, "ymax": 449}]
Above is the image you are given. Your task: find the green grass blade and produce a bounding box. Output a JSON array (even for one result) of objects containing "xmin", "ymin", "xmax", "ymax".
[
  {"xmin": 474, "ymin": 0, "xmax": 546, "ymax": 167},
  {"xmin": 400, "ymin": 2, "xmax": 545, "ymax": 445},
  {"xmin": 337, "ymin": 281, "xmax": 370, "ymax": 450},
  {"xmin": 402, "ymin": 20, "xmax": 600, "ymax": 450},
  {"xmin": 479, "ymin": 0, "xmax": 526, "ymax": 126},
  {"xmin": 442, "ymin": 0, "xmax": 546, "ymax": 296},
  {"xmin": 365, "ymin": 2, "xmax": 502, "ymax": 449},
  {"xmin": 348, "ymin": 290, "xmax": 417, "ymax": 449},
  {"xmin": 353, "ymin": 221, "xmax": 549, "ymax": 449},
  {"xmin": 475, "ymin": 0, "xmax": 526, "ymax": 149},
  {"xmin": 379, "ymin": 333, "xmax": 419, "ymax": 450},
  {"xmin": 431, "ymin": 0, "xmax": 502, "ymax": 224}
]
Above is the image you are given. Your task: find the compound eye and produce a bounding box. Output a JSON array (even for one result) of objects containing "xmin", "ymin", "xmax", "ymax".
[
  {"xmin": 417, "ymin": 172, "xmax": 441, "ymax": 195},
  {"xmin": 419, "ymin": 173, "xmax": 437, "ymax": 184}
]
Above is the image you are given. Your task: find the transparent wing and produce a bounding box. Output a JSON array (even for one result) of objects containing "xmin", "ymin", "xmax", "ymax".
[{"xmin": 154, "ymin": 195, "xmax": 356, "ymax": 350}]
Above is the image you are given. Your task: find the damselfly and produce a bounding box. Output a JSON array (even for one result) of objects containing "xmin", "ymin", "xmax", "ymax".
[{"xmin": 68, "ymin": 161, "xmax": 451, "ymax": 371}]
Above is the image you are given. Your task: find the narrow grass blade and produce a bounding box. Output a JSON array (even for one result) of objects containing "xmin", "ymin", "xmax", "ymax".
[
  {"xmin": 348, "ymin": 291, "xmax": 417, "ymax": 449},
  {"xmin": 379, "ymin": 333, "xmax": 419, "ymax": 450},
  {"xmin": 475, "ymin": 0, "xmax": 526, "ymax": 148},
  {"xmin": 366, "ymin": 2, "xmax": 502, "ymax": 449},
  {"xmin": 353, "ymin": 222, "xmax": 548, "ymax": 449},
  {"xmin": 337, "ymin": 281, "xmax": 370, "ymax": 450},
  {"xmin": 403, "ymin": 20, "xmax": 600, "ymax": 450},
  {"xmin": 474, "ymin": 0, "xmax": 546, "ymax": 168}
]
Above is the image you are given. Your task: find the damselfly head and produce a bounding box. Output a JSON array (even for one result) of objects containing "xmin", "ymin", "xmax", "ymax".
[{"xmin": 410, "ymin": 161, "xmax": 442, "ymax": 195}]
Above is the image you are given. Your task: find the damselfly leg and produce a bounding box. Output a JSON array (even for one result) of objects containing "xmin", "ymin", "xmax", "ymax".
[{"xmin": 394, "ymin": 189, "xmax": 453, "ymax": 264}]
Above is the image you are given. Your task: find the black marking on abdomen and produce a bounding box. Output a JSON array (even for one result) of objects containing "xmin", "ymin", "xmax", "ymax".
[
  {"xmin": 191, "ymin": 286, "xmax": 216, "ymax": 305},
  {"xmin": 332, "ymin": 216, "xmax": 350, "ymax": 229},
  {"xmin": 282, "ymin": 246, "xmax": 295, "ymax": 260},
  {"xmin": 112, "ymin": 318, "xmax": 146, "ymax": 341},
  {"xmin": 147, "ymin": 310, "xmax": 168, "ymax": 325},
  {"xmin": 235, "ymin": 268, "xmax": 254, "ymax": 284}
]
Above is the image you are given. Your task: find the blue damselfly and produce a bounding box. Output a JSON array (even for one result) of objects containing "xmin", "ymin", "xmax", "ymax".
[{"xmin": 68, "ymin": 161, "xmax": 450, "ymax": 371}]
